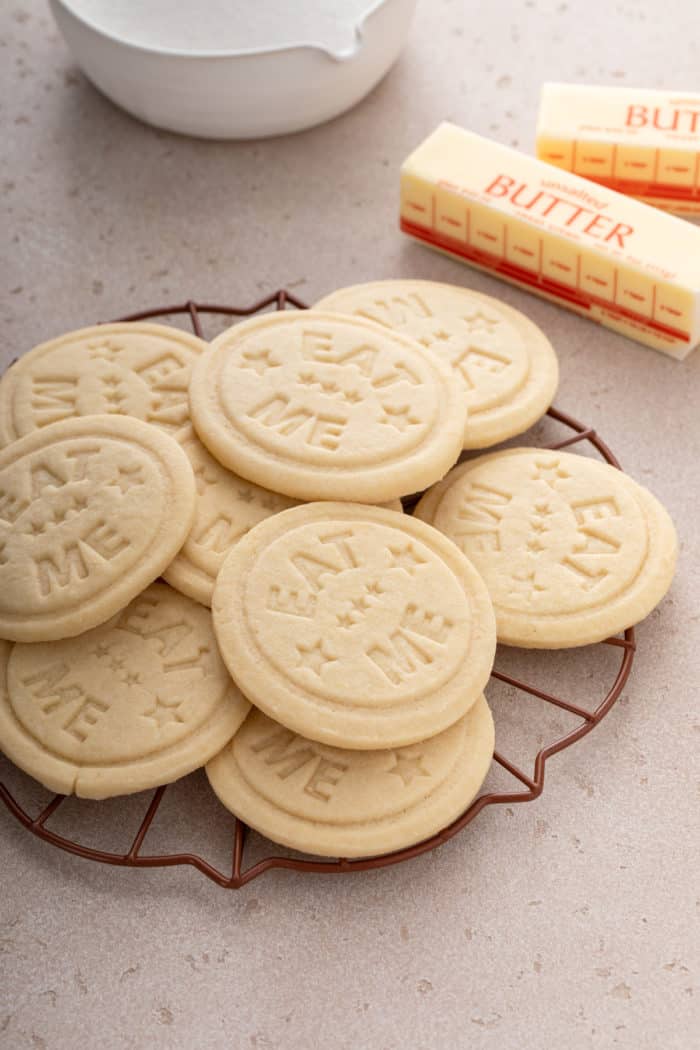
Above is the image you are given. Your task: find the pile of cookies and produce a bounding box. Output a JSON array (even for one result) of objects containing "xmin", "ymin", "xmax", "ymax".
[{"xmin": 0, "ymin": 280, "xmax": 677, "ymax": 859}]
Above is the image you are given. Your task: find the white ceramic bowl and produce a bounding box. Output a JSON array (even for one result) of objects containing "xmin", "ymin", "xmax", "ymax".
[{"xmin": 49, "ymin": 0, "xmax": 417, "ymax": 139}]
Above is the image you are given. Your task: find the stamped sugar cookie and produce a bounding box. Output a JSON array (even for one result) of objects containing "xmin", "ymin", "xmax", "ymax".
[
  {"xmin": 315, "ymin": 280, "xmax": 559, "ymax": 449},
  {"xmin": 188, "ymin": 311, "xmax": 467, "ymax": 502},
  {"xmin": 0, "ymin": 584, "xmax": 250, "ymax": 798},
  {"xmin": 163, "ymin": 427, "xmax": 403, "ymax": 607},
  {"xmin": 415, "ymin": 448, "xmax": 677, "ymax": 648},
  {"xmin": 0, "ymin": 322, "xmax": 207, "ymax": 447},
  {"xmin": 207, "ymin": 695, "xmax": 494, "ymax": 858},
  {"xmin": 212, "ymin": 503, "xmax": 496, "ymax": 749},
  {"xmin": 0, "ymin": 415, "xmax": 196, "ymax": 642}
]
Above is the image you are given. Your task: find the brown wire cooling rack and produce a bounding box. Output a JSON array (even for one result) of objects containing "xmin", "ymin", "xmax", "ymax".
[{"xmin": 0, "ymin": 292, "xmax": 636, "ymax": 888}]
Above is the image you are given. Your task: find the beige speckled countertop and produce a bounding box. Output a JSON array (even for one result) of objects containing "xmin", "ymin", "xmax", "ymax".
[{"xmin": 1, "ymin": 2, "xmax": 699, "ymax": 1048}]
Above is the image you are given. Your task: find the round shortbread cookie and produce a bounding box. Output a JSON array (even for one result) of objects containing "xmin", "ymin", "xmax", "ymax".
[
  {"xmin": 163, "ymin": 426, "xmax": 404, "ymax": 607},
  {"xmin": 0, "ymin": 416, "xmax": 196, "ymax": 642},
  {"xmin": 415, "ymin": 448, "xmax": 677, "ymax": 648},
  {"xmin": 0, "ymin": 322, "xmax": 207, "ymax": 447},
  {"xmin": 188, "ymin": 311, "xmax": 467, "ymax": 502},
  {"xmin": 314, "ymin": 280, "xmax": 559, "ymax": 449},
  {"xmin": 212, "ymin": 503, "xmax": 496, "ymax": 749},
  {"xmin": 206, "ymin": 695, "xmax": 494, "ymax": 858},
  {"xmin": 0, "ymin": 584, "xmax": 250, "ymax": 799}
]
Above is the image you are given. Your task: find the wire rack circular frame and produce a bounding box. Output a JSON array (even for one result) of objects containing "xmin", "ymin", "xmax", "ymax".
[{"xmin": 0, "ymin": 292, "xmax": 636, "ymax": 888}]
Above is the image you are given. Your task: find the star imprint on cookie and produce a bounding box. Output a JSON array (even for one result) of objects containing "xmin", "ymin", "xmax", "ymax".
[
  {"xmin": 379, "ymin": 404, "xmax": 421, "ymax": 432},
  {"xmin": 529, "ymin": 501, "xmax": 553, "ymax": 533},
  {"xmin": 100, "ymin": 373, "xmax": 122, "ymax": 388},
  {"xmin": 87, "ymin": 339, "xmax": 124, "ymax": 361},
  {"xmin": 388, "ymin": 544, "xmax": 427, "ymax": 575},
  {"xmin": 297, "ymin": 373, "xmax": 360, "ymax": 403},
  {"xmin": 120, "ymin": 670, "xmax": 141, "ymax": 687},
  {"xmin": 388, "ymin": 752, "xmax": 430, "ymax": 786},
  {"xmin": 69, "ymin": 492, "xmax": 89, "ymax": 513},
  {"xmin": 144, "ymin": 696, "xmax": 186, "ymax": 729},
  {"xmin": 236, "ymin": 487, "xmax": 256, "ymax": 504},
  {"xmin": 532, "ymin": 460, "xmax": 571, "ymax": 489},
  {"xmin": 239, "ymin": 348, "xmax": 278, "ymax": 375},
  {"xmin": 91, "ymin": 642, "xmax": 112, "ymax": 659},
  {"xmin": 110, "ymin": 465, "xmax": 144, "ymax": 494},
  {"xmin": 509, "ymin": 568, "xmax": 547, "ymax": 600},
  {"xmin": 52, "ymin": 505, "xmax": 70, "ymax": 524},
  {"xmin": 192, "ymin": 463, "xmax": 219, "ymax": 494},
  {"xmin": 335, "ymin": 581, "xmax": 384, "ymax": 627},
  {"xmin": 419, "ymin": 328, "xmax": 452, "ymax": 348},
  {"xmin": 104, "ymin": 389, "xmax": 127, "ymax": 411},
  {"xmin": 296, "ymin": 640, "xmax": 336, "ymax": 676},
  {"xmin": 461, "ymin": 311, "xmax": 500, "ymax": 337},
  {"xmin": 26, "ymin": 518, "xmax": 48, "ymax": 536}
]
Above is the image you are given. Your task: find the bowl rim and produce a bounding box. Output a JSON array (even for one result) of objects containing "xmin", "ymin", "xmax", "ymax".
[{"xmin": 50, "ymin": 0, "xmax": 401, "ymax": 61}]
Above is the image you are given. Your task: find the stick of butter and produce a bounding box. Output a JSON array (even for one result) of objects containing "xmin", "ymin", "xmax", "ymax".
[
  {"xmin": 400, "ymin": 122, "xmax": 700, "ymax": 358},
  {"xmin": 536, "ymin": 83, "xmax": 700, "ymax": 216}
]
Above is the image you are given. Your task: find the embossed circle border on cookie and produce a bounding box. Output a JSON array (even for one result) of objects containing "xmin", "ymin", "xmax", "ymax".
[{"xmin": 0, "ymin": 294, "xmax": 637, "ymax": 888}]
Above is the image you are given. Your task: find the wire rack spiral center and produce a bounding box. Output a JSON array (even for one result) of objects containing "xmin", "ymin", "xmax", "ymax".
[{"xmin": 0, "ymin": 292, "xmax": 636, "ymax": 888}]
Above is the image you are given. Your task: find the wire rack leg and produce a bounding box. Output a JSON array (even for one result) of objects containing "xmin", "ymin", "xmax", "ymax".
[{"xmin": 127, "ymin": 785, "xmax": 168, "ymax": 860}]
